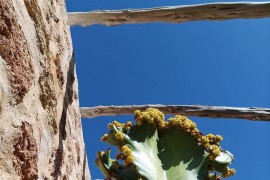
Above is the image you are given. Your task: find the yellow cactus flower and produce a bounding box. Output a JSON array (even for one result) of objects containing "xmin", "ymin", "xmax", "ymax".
[
  {"xmin": 113, "ymin": 120, "xmax": 122, "ymax": 128},
  {"xmin": 212, "ymin": 149, "xmax": 221, "ymax": 157},
  {"xmin": 202, "ymin": 136, "xmax": 210, "ymax": 143},
  {"xmin": 101, "ymin": 134, "xmax": 108, "ymax": 142},
  {"xmin": 221, "ymin": 167, "xmax": 236, "ymax": 177},
  {"xmin": 115, "ymin": 131, "xmax": 124, "ymax": 141},
  {"xmin": 126, "ymin": 121, "xmax": 133, "ymax": 126},
  {"xmin": 206, "ymin": 134, "xmax": 215, "ymax": 140},
  {"xmin": 203, "ymin": 143, "xmax": 211, "ymax": 149},
  {"xmin": 216, "ymin": 135, "xmax": 223, "ymax": 142},
  {"xmin": 121, "ymin": 145, "xmax": 132, "ymax": 156},
  {"xmin": 125, "ymin": 154, "xmax": 134, "ymax": 165}
]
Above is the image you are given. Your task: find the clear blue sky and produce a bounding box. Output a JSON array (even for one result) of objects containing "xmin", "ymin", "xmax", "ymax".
[{"xmin": 67, "ymin": 0, "xmax": 270, "ymax": 179}]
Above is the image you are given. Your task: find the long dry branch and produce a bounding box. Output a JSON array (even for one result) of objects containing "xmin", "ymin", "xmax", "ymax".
[
  {"xmin": 80, "ymin": 105, "xmax": 270, "ymax": 122},
  {"xmin": 68, "ymin": 2, "xmax": 270, "ymax": 27}
]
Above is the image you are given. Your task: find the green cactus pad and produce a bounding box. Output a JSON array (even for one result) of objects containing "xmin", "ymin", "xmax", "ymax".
[{"xmin": 96, "ymin": 108, "xmax": 235, "ymax": 180}]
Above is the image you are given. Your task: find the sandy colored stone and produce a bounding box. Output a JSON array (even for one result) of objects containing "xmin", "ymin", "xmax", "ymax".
[{"xmin": 0, "ymin": 0, "xmax": 90, "ymax": 179}]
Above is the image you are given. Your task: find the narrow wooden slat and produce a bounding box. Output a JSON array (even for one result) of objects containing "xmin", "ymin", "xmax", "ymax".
[
  {"xmin": 80, "ymin": 105, "xmax": 270, "ymax": 121},
  {"xmin": 68, "ymin": 2, "xmax": 270, "ymax": 27}
]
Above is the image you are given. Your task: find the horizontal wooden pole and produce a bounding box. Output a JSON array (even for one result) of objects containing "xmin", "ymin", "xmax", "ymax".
[
  {"xmin": 80, "ymin": 105, "xmax": 270, "ymax": 122},
  {"xmin": 68, "ymin": 2, "xmax": 270, "ymax": 27}
]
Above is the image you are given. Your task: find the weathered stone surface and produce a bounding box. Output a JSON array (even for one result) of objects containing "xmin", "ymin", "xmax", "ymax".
[{"xmin": 0, "ymin": 0, "xmax": 90, "ymax": 179}]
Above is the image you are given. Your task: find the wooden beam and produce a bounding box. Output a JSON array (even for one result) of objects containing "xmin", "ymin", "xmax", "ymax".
[
  {"xmin": 80, "ymin": 105, "xmax": 270, "ymax": 122},
  {"xmin": 68, "ymin": 2, "xmax": 270, "ymax": 27}
]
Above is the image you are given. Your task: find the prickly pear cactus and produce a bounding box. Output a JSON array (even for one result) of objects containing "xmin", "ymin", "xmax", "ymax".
[{"xmin": 96, "ymin": 108, "xmax": 235, "ymax": 180}]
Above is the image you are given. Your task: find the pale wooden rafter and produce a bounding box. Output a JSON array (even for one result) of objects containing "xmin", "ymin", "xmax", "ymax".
[
  {"xmin": 68, "ymin": 2, "xmax": 270, "ymax": 27},
  {"xmin": 80, "ymin": 105, "xmax": 270, "ymax": 122}
]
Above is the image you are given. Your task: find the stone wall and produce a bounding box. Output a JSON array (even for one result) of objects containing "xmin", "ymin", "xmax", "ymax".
[{"xmin": 0, "ymin": 0, "xmax": 90, "ymax": 179}]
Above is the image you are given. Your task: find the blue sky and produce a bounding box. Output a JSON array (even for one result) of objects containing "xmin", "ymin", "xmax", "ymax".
[{"xmin": 67, "ymin": 0, "xmax": 270, "ymax": 179}]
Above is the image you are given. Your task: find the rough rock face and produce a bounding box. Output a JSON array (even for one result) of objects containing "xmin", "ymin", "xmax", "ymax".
[{"xmin": 0, "ymin": 0, "xmax": 90, "ymax": 179}]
